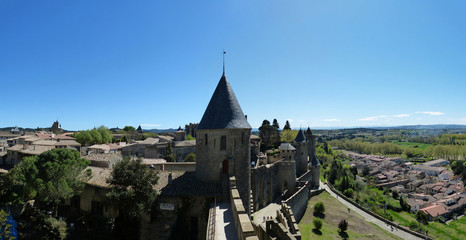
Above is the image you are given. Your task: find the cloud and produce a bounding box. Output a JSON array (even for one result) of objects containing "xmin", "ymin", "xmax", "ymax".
[
  {"xmin": 141, "ymin": 123, "xmax": 161, "ymax": 128},
  {"xmin": 323, "ymin": 119, "xmax": 341, "ymax": 122},
  {"xmin": 299, "ymin": 120, "xmax": 306, "ymax": 123},
  {"xmin": 415, "ymin": 111, "xmax": 445, "ymax": 116},
  {"xmin": 357, "ymin": 115, "xmax": 388, "ymax": 121},
  {"xmin": 393, "ymin": 114, "xmax": 410, "ymax": 118},
  {"xmin": 286, "ymin": 118, "xmax": 294, "ymax": 122}
]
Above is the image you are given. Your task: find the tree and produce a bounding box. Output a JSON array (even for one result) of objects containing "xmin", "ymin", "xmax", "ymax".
[
  {"xmin": 184, "ymin": 153, "xmax": 196, "ymax": 162},
  {"xmin": 272, "ymin": 119, "xmax": 280, "ymax": 129},
  {"xmin": 281, "ymin": 130, "xmax": 298, "ymax": 143},
  {"xmin": 283, "ymin": 120, "xmax": 291, "ymax": 131},
  {"xmin": 106, "ymin": 157, "xmax": 158, "ymax": 240},
  {"xmin": 164, "ymin": 144, "xmax": 176, "ymax": 162},
  {"xmin": 313, "ymin": 202, "xmax": 325, "ymax": 216},
  {"xmin": 186, "ymin": 134, "xmax": 195, "ymax": 140},
  {"xmin": 399, "ymin": 196, "xmax": 410, "ymax": 211},
  {"xmin": 313, "ymin": 217, "xmax": 322, "ymax": 231},
  {"xmin": 123, "ymin": 126, "xmax": 136, "ymax": 132},
  {"xmin": 416, "ymin": 210, "xmax": 428, "ymax": 224},
  {"xmin": 34, "ymin": 149, "xmax": 91, "ymax": 215},
  {"xmin": 338, "ymin": 219, "xmax": 348, "ymax": 232},
  {"xmin": 362, "ymin": 166, "xmax": 371, "ymax": 176},
  {"xmin": 259, "ymin": 120, "xmax": 280, "ymax": 151}
]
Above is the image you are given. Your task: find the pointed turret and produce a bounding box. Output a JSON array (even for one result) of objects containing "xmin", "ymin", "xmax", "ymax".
[
  {"xmin": 197, "ymin": 74, "xmax": 251, "ymax": 130},
  {"xmin": 294, "ymin": 129, "xmax": 306, "ymax": 142}
]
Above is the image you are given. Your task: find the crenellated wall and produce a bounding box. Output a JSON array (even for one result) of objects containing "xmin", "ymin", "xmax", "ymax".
[{"xmin": 229, "ymin": 176, "xmax": 259, "ymax": 240}]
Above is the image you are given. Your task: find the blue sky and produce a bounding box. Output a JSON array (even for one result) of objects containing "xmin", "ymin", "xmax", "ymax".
[{"xmin": 1, "ymin": 1, "xmax": 465, "ymax": 130}]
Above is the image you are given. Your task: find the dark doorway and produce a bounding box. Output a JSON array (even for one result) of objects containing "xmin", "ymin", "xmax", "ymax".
[
  {"xmin": 222, "ymin": 159, "xmax": 228, "ymax": 174},
  {"xmin": 190, "ymin": 217, "xmax": 198, "ymax": 240}
]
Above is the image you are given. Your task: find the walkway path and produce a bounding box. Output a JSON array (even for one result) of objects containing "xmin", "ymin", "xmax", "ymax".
[
  {"xmin": 214, "ymin": 202, "xmax": 238, "ymax": 240},
  {"xmin": 321, "ymin": 182, "xmax": 423, "ymax": 240},
  {"xmin": 251, "ymin": 203, "xmax": 281, "ymax": 229}
]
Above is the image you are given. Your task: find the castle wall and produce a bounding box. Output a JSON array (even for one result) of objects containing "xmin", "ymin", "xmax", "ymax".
[
  {"xmin": 195, "ymin": 128, "xmax": 251, "ymax": 214},
  {"xmin": 251, "ymin": 159, "xmax": 296, "ymax": 212}
]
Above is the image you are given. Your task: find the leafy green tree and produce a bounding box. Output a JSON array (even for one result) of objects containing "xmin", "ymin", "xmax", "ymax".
[
  {"xmin": 186, "ymin": 134, "xmax": 195, "ymax": 140},
  {"xmin": 8, "ymin": 156, "xmax": 39, "ymax": 204},
  {"xmin": 184, "ymin": 153, "xmax": 196, "ymax": 162},
  {"xmin": 281, "ymin": 129, "xmax": 298, "ymax": 143},
  {"xmin": 106, "ymin": 157, "xmax": 158, "ymax": 240},
  {"xmin": 259, "ymin": 120, "xmax": 280, "ymax": 151},
  {"xmin": 399, "ymin": 196, "xmax": 410, "ymax": 211},
  {"xmin": 90, "ymin": 128, "xmax": 102, "ymax": 144},
  {"xmin": 98, "ymin": 126, "xmax": 113, "ymax": 143},
  {"xmin": 362, "ymin": 166, "xmax": 371, "ymax": 176},
  {"xmin": 313, "ymin": 217, "xmax": 322, "ymax": 230},
  {"xmin": 416, "ymin": 210, "xmax": 428, "ymax": 224},
  {"xmin": 123, "ymin": 126, "xmax": 136, "ymax": 132},
  {"xmin": 25, "ymin": 149, "xmax": 91, "ymax": 215},
  {"xmin": 164, "ymin": 144, "xmax": 176, "ymax": 162},
  {"xmin": 313, "ymin": 202, "xmax": 325, "ymax": 216},
  {"xmin": 338, "ymin": 219, "xmax": 348, "ymax": 232}
]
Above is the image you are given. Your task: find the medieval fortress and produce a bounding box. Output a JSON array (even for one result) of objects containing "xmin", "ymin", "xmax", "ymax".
[{"xmin": 192, "ymin": 70, "xmax": 320, "ymax": 239}]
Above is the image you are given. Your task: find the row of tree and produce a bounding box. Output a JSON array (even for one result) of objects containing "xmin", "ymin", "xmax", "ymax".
[
  {"xmin": 72, "ymin": 126, "xmax": 113, "ymax": 145},
  {"xmin": 329, "ymin": 139, "xmax": 466, "ymax": 160}
]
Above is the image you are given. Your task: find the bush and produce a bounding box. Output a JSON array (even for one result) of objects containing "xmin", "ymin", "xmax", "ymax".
[
  {"xmin": 313, "ymin": 202, "xmax": 325, "ymax": 216},
  {"xmin": 184, "ymin": 153, "xmax": 196, "ymax": 162},
  {"xmin": 313, "ymin": 218, "xmax": 322, "ymax": 230},
  {"xmin": 344, "ymin": 188, "xmax": 354, "ymax": 198},
  {"xmin": 409, "ymin": 220, "xmax": 419, "ymax": 230},
  {"xmin": 338, "ymin": 219, "xmax": 348, "ymax": 232}
]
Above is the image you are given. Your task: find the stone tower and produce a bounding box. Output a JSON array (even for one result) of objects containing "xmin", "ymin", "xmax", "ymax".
[
  {"xmin": 306, "ymin": 127, "xmax": 320, "ymax": 188},
  {"xmin": 305, "ymin": 127, "xmax": 316, "ymax": 161},
  {"xmin": 293, "ymin": 129, "xmax": 308, "ymax": 177},
  {"xmin": 195, "ymin": 71, "xmax": 251, "ymax": 213}
]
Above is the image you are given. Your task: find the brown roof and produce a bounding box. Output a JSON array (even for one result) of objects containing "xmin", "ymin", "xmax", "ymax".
[
  {"xmin": 420, "ymin": 204, "xmax": 448, "ymax": 217},
  {"xmin": 86, "ymin": 166, "xmax": 111, "ymax": 188}
]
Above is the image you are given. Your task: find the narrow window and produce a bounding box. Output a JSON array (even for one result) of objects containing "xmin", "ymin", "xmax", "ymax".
[
  {"xmin": 241, "ymin": 132, "xmax": 245, "ymax": 144},
  {"xmin": 205, "ymin": 134, "xmax": 208, "ymax": 145},
  {"xmin": 221, "ymin": 136, "xmax": 226, "ymax": 150}
]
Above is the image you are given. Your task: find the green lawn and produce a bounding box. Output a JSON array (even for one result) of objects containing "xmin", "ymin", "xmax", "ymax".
[
  {"xmin": 298, "ymin": 191, "xmax": 401, "ymax": 240},
  {"xmin": 386, "ymin": 209, "xmax": 466, "ymax": 240}
]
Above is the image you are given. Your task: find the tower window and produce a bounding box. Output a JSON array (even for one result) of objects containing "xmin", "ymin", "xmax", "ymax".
[
  {"xmin": 241, "ymin": 132, "xmax": 245, "ymax": 144},
  {"xmin": 221, "ymin": 136, "xmax": 226, "ymax": 150},
  {"xmin": 205, "ymin": 134, "xmax": 208, "ymax": 145}
]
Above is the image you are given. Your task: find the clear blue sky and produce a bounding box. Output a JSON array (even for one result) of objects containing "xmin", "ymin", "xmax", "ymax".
[{"xmin": 1, "ymin": 1, "xmax": 465, "ymax": 130}]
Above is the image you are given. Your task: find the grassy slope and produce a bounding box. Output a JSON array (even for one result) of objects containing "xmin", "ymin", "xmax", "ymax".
[
  {"xmin": 298, "ymin": 191, "xmax": 401, "ymax": 240},
  {"xmin": 387, "ymin": 209, "xmax": 466, "ymax": 240}
]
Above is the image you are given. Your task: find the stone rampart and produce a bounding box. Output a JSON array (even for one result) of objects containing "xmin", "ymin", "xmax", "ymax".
[
  {"xmin": 154, "ymin": 162, "xmax": 196, "ymax": 172},
  {"xmin": 283, "ymin": 181, "xmax": 309, "ymax": 223},
  {"xmin": 230, "ymin": 176, "xmax": 259, "ymax": 240}
]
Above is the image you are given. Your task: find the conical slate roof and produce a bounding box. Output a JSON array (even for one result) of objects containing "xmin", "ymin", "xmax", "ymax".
[
  {"xmin": 294, "ymin": 129, "xmax": 306, "ymax": 142},
  {"xmin": 197, "ymin": 74, "xmax": 251, "ymax": 130}
]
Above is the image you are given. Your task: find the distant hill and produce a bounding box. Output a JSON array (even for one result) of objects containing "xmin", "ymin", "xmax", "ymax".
[
  {"xmin": 370, "ymin": 124, "xmax": 466, "ymax": 130},
  {"xmin": 144, "ymin": 128, "xmax": 178, "ymax": 134}
]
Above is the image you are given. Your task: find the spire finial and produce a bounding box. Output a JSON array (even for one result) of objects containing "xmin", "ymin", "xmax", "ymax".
[{"xmin": 223, "ymin": 49, "xmax": 226, "ymax": 75}]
